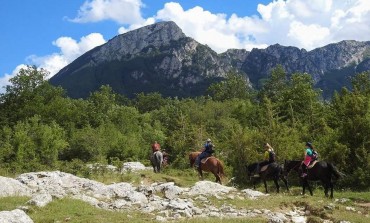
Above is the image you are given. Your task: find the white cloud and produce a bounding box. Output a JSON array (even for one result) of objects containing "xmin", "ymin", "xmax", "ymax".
[
  {"xmin": 118, "ymin": 17, "xmax": 155, "ymax": 34},
  {"xmin": 148, "ymin": 0, "xmax": 370, "ymax": 52},
  {"xmin": 2, "ymin": 33, "xmax": 106, "ymax": 89},
  {"xmin": 28, "ymin": 33, "xmax": 106, "ymax": 78},
  {"xmin": 154, "ymin": 3, "xmax": 261, "ymax": 52},
  {"xmin": 288, "ymin": 21, "xmax": 330, "ymax": 49},
  {"xmin": 70, "ymin": 0, "xmax": 145, "ymax": 24}
]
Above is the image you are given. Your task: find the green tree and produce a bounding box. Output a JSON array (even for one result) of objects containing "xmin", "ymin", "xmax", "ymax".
[
  {"xmin": 258, "ymin": 65, "xmax": 288, "ymax": 103},
  {"xmin": 207, "ymin": 71, "xmax": 252, "ymax": 101},
  {"xmin": 87, "ymin": 85, "xmax": 117, "ymax": 127},
  {"xmin": 3, "ymin": 65, "xmax": 48, "ymax": 97},
  {"xmin": 329, "ymin": 86, "xmax": 370, "ymax": 187},
  {"xmin": 0, "ymin": 65, "xmax": 67, "ymax": 127},
  {"xmin": 134, "ymin": 92, "xmax": 167, "ymax": 113},
  {"xmin": 11, "ymin": 116, "xmax": 68, "ymax": 171}
]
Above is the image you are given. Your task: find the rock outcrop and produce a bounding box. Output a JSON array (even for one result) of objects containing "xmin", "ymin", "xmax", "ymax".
[
  {"xmin": 0, "ymin": 163, "xmax": 362, "ymax": 222},
  {"xmin": 0, "ymin": 167, "xmax": 306, "ymax": 223}
]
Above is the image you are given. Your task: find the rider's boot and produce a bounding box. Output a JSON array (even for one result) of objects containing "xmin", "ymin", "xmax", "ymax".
[{"xmin": 301, "ymin": 165, "xmax": 308, "ymax": 177}]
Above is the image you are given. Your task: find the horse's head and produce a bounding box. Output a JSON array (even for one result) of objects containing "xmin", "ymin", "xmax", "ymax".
[
  {"xmin": 189, "ymin": 151, "xmax": 201, "ymax": 167},
  {"xmin": 245, "ymin": 162, "xmax": 258, "ymax": 177}
]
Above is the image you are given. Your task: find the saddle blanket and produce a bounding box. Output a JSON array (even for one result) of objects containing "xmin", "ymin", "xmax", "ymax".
[{"xmin": 201, "ymin": 156, "xmax": 215, "ymax": 163}]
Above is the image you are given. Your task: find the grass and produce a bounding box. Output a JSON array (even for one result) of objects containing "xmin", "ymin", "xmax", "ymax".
[
  {"xmin": 0, "ymin": 196, "xmax": 30, "ymax": 211},
  {"xmin": 180, "ymin": 218, "xmax": 266, "ymax": 223},
  {"xmin": 0, "ymin": 197, "xmax": 267, "ymax": 223},
  {"xmin": 31, "ymin": 198, "xmax": 153, "ymax": 223}
]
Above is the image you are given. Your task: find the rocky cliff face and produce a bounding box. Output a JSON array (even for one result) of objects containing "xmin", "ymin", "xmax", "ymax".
[{"xmin": 50, "ymin": 21, "xmax": 370, "ymax": 99}]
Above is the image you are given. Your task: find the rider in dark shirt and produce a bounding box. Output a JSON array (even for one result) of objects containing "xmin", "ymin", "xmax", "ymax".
[{"xmin": 195, "ymin": 138, "xmax": 215, "ymax": 168}]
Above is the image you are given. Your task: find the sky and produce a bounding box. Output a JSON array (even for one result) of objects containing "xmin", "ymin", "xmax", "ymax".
[{"xmin": 1, "ymin": 0, "xmax": 370, "ymax": 92}]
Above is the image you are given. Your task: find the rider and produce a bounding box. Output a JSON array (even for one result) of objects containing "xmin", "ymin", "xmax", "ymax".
[
  {"xmin": 151, "ymin": 141, "xmax": 161, "ymax": 154},
  {"xmin": 253, "ymin": 143, "xmax": 276, "ymax": 177},
  {"xmin": 194, "ymin": 138, "xmax": 215, "ymax": 169},
  {"xmin": 301, "ymin": 142, "xmax": 318, "ymax": 177}
]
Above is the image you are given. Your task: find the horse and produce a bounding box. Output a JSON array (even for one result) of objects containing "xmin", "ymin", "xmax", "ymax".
[
  {"xmin": 189, "ymin": 151, "xmax": 225, "ymax": 184},
  {"xmin": 246, "ymin": 162, "xmax": 289, "ymax": 193},
  {"xmin": 283, "ymin": 160, "xmax": 344, "ymax": 198},
  {"xmin": 150, "ymin": 151, "xmax": 163, "ymax": 173}
]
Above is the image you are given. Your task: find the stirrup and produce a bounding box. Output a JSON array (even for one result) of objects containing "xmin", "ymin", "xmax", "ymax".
[{"xmin": 301, "ymin": 173, "xmax": 307, "ymax": 178}]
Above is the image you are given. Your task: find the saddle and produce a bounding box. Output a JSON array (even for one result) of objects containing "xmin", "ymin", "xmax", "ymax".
[
  {"xmin": 260, "ymin": 165, "xmax": 269, "ymax": 172},
  {"xmin": 307, "ymin": 160, "xmax": 318, "ymax": 169},
  {"xmin": 201, "ymin": 156, "xmax": 215, "ymax": 164}
]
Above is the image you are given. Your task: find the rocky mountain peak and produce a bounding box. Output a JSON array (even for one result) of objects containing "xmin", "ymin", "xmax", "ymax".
[{"xmin": 91, "ymin": 21, "xmax": 187, "ymax": 63}]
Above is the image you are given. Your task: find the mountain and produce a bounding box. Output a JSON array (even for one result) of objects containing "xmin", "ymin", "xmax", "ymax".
[
  {"xmin": 50, "ymin": 21, "xmax": 370, "ymax": 99},
  {"xmin": 50, "ymin": 21, "xmax": 236, "ymax": 98}
]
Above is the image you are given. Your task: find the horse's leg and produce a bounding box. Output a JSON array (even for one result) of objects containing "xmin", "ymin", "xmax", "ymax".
[
  {"xmin": 198, "ymin": 167, "xmax": 204, "ymax": 180},
  {"xmin": 306, "ymin": 180, "xmax": 313, "ymax": 196},
  {"xmin": 273, "ymin": 178, "xmax": 280, "ymax": 193},
  {"xmin": 329, "ymin": 181, "xmax": 334, "ymax": 199},
  {"xmin": 280, "ymin": 175, "xmax": 289, "ymax": 192},
  {"xmin": 322, "ymin": 180, "xmax": 329, "ymax": 197},
  {"xmin": 327, "ymin": 175, "xmax": 334, "ymax": 198},
  {"xmin": 300, "ymin": 178, "xmax": 306, "ymax": 195},
  {"xmin": 214, "ymin": 171, "xmax": 221, "ymax": 184},
  {"xmin": 263, "ymin": 179, "xmax": 268, "ymax": 193}
]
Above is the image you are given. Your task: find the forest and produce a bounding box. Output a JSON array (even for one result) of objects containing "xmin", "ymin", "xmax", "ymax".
[{"xmin": 0, "ymin": 65, "xmax": 369, "ymax": 189}]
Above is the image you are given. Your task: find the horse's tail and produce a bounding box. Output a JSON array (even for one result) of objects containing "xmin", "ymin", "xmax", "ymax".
[
  {"xmin": 328, "ymin": 162, "xmax": 345, "ymax": 179},
  {"xmin": 158, "ymin": 151, "xmax": 164, "ymax": 164},
  {"xmin": 217, "ymin": 160, "xmax": 225, "ymax": 178},
  {"xmin": 154, "ymin": 151, "xmax": 163, "ymax": 165}
]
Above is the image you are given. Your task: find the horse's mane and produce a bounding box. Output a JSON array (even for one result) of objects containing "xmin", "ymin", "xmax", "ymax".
[
  {"xmin": 284, "ymin": 160, "xmax": 304, "ymax": 172},
  {"xmin": 246, "ymin": 162, "xmax": 259, "ymax": 172}
]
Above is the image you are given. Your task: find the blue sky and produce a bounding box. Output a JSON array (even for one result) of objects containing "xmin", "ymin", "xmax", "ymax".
[{"xmin": 1, "ymin": 0, "xmax": 370, "ymax": 91}]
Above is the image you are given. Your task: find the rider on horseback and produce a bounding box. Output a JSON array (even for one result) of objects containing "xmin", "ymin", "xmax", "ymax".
[
  {"xmin": 194, "ymin": 138, "xmax": 215, "ymax": 169},
  {"xmin": 253, "ymin": 143, "xmax": 276, "ymax": 177},
  {"xmin": 301, "ymin": 142, "xmax": 318, "ymax": 177}
]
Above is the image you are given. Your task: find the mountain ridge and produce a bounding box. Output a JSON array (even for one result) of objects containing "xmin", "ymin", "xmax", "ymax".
[{"xmin": 50, "ymin": 21, "xmax": 370, "ymax": 99}]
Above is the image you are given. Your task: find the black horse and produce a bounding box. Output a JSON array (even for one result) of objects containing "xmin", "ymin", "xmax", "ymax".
[
  {"xmin": 283, "ymin": 160, "xmax": 343, "ymax": 198},
  {"xmin": 246, "ymin": 162, "xmax": 289, "ymax": 193}
]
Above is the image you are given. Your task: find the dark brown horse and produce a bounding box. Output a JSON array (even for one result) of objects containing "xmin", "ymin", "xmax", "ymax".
[{"xmin": 189, "ymin": 151, "xmax": 225, "ymax": 184}]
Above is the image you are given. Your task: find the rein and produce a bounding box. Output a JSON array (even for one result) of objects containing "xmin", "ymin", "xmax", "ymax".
[{"xmin": 286, "ymin": 161, "xmax": 301, "ymax": 176}]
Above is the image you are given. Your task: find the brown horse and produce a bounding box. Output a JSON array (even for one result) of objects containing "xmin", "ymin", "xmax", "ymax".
[{"xmin": 189, "ymin": 151, "xmax": 225, "ymax": 184}]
